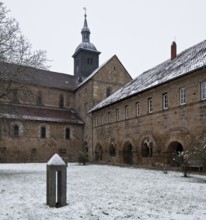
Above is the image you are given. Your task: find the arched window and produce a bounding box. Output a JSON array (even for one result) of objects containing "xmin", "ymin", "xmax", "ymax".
[
  {"xmin": 59, "ymin": 95, "xmax": 64, "ymax": 108},
  {"xmin": 141, "ymin": 138, "xmax": 153, "ymax": 157},
  {"xmin": 40, "ymin": 126, "xmax": 46, "ymax": 139},
  {"xmin": 37, "ymin": 91, "xmax": 43, "ymax": 106},
  {"xmin": 106, "ymin": 87, "xmax": 112, "ymax": 97},
  {"xmin": 65, "ymin": 128, "xmax": 71, "ymax": 140},
  {"xmin": 13, "ymin": 125, "xmax": 19, "ymax": 137}
]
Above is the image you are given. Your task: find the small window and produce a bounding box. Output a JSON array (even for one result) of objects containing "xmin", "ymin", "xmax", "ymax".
[
  {"xmin": 201, "ymin": 81, "xmax": 206, "ymax": 100},
  {"xmin": 141, "ymin": 138, "xmax": 153, "ymax": 157},
  {"xmin": 59, "ymin": 95, "xmax": 64, "ymax": 108},
  {"xmin": 180, "ymin": 88, "xmax": 186, "ymax": 105},
  {"xmin": 37, "ymin": 91, "xmax": 43, "ymax": 106},
  {"xmin": 136, "ymin": 102, "xmax": 140, "ymax": 116},
  {"xmin": 125, "ymin": 106, "xmax": 129, "ymax": 119},
  {"xmin": 108, "ymin": 112, "xmax": 111, "ymax": 123},
  {"xmin": 162, "ymin": 93, "xmax": 168, "ymax": 110},
  {"xmin": 148, "ymin": 98, "xmax": 153, "ymax": 113},
  {"xmin": 95, "ymin": 117, "xmax": 98, "ymax": 127},
  {"xmin": 13, "ymin": 125, "xmax": 19, "ymax": 137},
  {"xmin": 116, "ymin": 109, "xmax": 119, "ymax": 121},
  {"xmin": 106, "ymin": 87, "xmax": 112, "ymax": 97},
  {"xmin": 87, "ymin": 58, "xmax": 90, "ymax": 64},
  {"xmin": 65, "ymin": 128, "xmax": 71, "ymax": 139},
  {"xmin": 40, "ymin": 126, "xmax": 46, "ymax": 139},
  {"xmin": 101, "ymin": 115, "xmax": 104, "ymax": 125}
]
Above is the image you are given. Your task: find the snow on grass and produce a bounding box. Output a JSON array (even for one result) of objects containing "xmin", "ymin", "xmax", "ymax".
[{"xmin": 0, "ymin": 163, "xmax": 206, "ymax": 220}]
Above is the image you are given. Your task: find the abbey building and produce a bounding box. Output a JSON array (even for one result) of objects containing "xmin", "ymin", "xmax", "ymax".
[{"xmin": 0, "ymin": 14, "xmax": 206, "ymax": 166}]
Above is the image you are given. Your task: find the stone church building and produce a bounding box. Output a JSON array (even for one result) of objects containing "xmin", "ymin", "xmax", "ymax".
[{"xmin": 0, "ymin": 14, "xmax": 206, "ymax": 166}]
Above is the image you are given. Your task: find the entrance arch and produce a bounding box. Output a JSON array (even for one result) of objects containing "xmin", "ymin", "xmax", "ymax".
[
  {"xmin": 167, "ymin": 141, "xmax": 183, "ymax": 165},
  {"xmin": 123, "ymin": 142, "xmax": 133, "ymax": 164},
  {"xmin": 95, "ymin": 144, "xmax": 103, "ymax": 162}
]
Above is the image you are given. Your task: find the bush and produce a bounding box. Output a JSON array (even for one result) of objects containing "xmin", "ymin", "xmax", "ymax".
[
  {"xmin": 173, "ymin": 150, "xmax": 192, "ymax": 177},
  {"xmin": 78, "ymin": 151, "xmax": 88, "ymax": 165}
]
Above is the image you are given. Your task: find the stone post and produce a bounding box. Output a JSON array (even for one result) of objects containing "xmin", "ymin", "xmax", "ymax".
[{"xmin": 46, "ymin": 154, "xmax": 67, "ymax": 208}]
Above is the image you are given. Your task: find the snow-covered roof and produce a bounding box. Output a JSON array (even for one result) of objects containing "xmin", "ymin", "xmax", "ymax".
[
  {"xmin": 47, "ymin": 154, "xmax": 66, "ymax": 166},
  {"xmin": 90, "ymin": 39, "xmax": 206, "ymax": 113}
]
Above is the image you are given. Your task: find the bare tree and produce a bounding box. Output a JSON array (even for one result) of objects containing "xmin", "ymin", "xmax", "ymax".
[
  {"xmin": 0, "ymin": 2, "xmax": 49, "ymax": 161},
  {"xmin": 0, "ymin": 1, "xmax": 48, "ymax": 103}
]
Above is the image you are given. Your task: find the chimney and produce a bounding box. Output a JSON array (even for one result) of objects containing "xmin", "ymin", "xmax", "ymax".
[{"xmin": 171, "ymin": 41, "xmax": 177, "ymax": 60}]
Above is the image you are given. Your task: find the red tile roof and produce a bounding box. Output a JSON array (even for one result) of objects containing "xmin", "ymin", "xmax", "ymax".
[{"xmin": 0, "ymin": 104, "xmax": 84, "ymax": 124}]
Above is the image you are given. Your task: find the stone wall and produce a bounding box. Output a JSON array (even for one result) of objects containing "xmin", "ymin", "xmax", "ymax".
[
  {"xmin": 92, "ymin": 69, "xmax": 206, "ymax": 166},
  {"xmin": 75, "ymin": 55, "xmax": 132, "ymax": 160},
  {"xmin": 0, "ymin": 80, "xmax": 74, "ymax": 109},
  {"xmin": 0, "ymin": 120, "xmax": 83, "ymax": 163}
]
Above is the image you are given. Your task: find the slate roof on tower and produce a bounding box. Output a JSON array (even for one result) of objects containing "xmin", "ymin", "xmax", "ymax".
[
  {"xmin": 90, "ymin": 39, "xmax": 206, "ymax": 112},
  {"xmin": 72, "ymin": 12, "xmax": 100, "ymax": 57}
]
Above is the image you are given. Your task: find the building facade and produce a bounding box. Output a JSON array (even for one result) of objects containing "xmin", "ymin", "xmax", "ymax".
[
  {"xmin": 0, "ymin": 13, "xmax": 206, "ymax": 166},
  {"xmin": 90, "ymin": 40, "xmax": 206, "ymax": 166},
  {"xmin": 0, "ymin": 14, "xmax": 131, "ymax": 162}
]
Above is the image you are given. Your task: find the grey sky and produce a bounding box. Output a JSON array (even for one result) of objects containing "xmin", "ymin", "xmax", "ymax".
[{"xmin": 3, "ymin": 0, "xmax": 206, "ymax": 78}]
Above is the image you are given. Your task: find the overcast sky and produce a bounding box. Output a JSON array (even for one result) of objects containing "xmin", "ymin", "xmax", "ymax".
[{"xmin": 3, "ymin": 0, "xmax": 206, "ymax": 78}]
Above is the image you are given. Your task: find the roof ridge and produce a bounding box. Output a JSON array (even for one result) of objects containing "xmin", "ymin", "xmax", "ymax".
[{"xmin": 90, "ymin": 39, "xmax": 206, "ymax": 112}]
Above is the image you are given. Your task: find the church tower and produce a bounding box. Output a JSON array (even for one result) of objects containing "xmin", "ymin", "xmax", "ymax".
[{"xmin": 72, "ymin": 10, "xmax": 101, "ymax": 83}]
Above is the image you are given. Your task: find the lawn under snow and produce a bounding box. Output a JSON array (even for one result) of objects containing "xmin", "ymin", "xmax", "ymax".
[{"xmin": 0, "ymin": 164, "xmax": 206, "ymax": 220}]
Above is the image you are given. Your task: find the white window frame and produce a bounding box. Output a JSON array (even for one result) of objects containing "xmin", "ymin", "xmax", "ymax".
[
  {"xmin": 95, "ymin": 117, "xmax": 98, "ymax": 127},
  {"xmin": 101, "ymin": 115, "xmax": 104, "ymax": 125},
  {"xmin": 125, "ymin": 106, "xmax": 129, "ymax": 119},
  {"xmin": 136, "ymin": 102, "xmax": 140, "ymax": 116},
  {"xmin": 148, "ymin": 98, "xmax": 153, "ymax": 113},
  {"xmin": 162, "ymin": 93, "xmax": 168, "ymax": 110},
  {"xmin": 180, "ymin": 88, "xmax": 186, "ymax": 105},
  {"xmin": 201, "ymin": 81, "xmax": 206, "ymax": 100},
  {"xmin": 116, "ymin": 109, "xmax": 119, "ymax": 122}
]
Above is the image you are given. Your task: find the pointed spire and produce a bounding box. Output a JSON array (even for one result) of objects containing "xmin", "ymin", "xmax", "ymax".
[{"xmin": 81, "ymin": 7, "xmax": 90, "ymax": 42}]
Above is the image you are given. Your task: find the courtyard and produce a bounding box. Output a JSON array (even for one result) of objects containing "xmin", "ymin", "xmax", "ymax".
[{"xmin": 0, "ymin": 163, "xmax": 206, "ymax": 220}]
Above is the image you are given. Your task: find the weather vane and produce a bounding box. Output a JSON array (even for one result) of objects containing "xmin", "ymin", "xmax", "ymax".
[{"xmin": 83, "ymin": 7, "xmax": 87, "ymax": 17}]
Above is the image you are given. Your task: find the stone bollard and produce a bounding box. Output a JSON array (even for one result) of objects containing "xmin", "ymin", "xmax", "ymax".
[{"xmin": 46, "ymin": 154, "xmax": 67, "ymax": 208}]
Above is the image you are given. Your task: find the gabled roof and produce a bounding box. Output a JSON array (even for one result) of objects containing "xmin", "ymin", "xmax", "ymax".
[
  {"xmin": 0, "ymin": 104, "xmax": 84, "ymax": 124},
  {"xmin": 0, "ymin": 62, "xmax": 78, "ymax": 91},
  {"xmin": 90, "ymin": 39, "xmax": 206, "ymax": 113},
  {"xmin": 76, "ymin": 55, "xmax": 131, "ymax": 90}
]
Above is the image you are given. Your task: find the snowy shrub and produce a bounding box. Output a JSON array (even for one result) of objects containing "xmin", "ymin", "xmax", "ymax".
[
  {"xmin": 78, "ymin": 151, "xmax": 88, "ymax": 165},
  {"xmin": 173, "ymin": 150, "xmax": 192, "ymax": 177}
]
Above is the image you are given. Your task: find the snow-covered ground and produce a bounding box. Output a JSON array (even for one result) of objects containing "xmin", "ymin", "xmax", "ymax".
[{"xmin": 0, "ymin": 163, "xmax": 206, "ymax": 220}]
